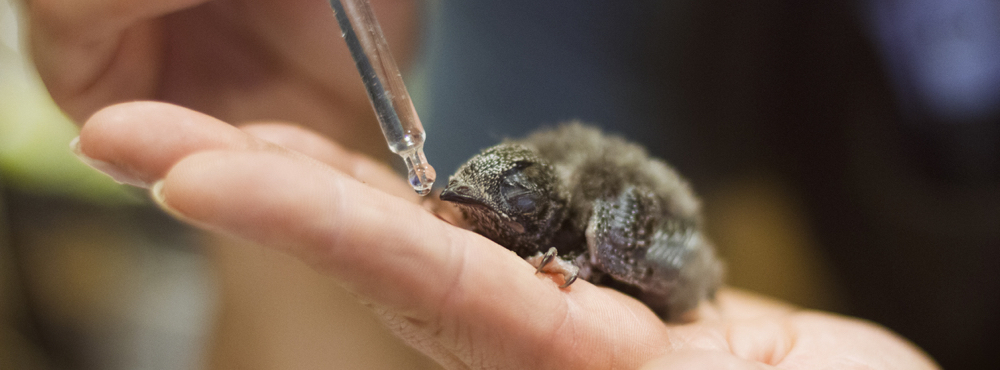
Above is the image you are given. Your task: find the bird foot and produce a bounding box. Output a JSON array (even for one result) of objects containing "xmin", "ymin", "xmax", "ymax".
[{"xmin": 526, "ymin": 247, "xmax": 580, "ymax": 288}]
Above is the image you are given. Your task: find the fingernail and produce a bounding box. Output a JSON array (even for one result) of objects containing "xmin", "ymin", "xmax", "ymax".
[
  {"xmin": 70, "ymin": 136, "xmax": 150, "ymax": 188},
  {"xmin": 150, "ymin": 180, "xmax": 186, "ymax": 220},
  {"xmin": 150, "ymin": 180, "xmax": 211, "ymax": 229},
  {"xmin": 150, "ymin": 180, "xmax": 171, "ymax": 212}
]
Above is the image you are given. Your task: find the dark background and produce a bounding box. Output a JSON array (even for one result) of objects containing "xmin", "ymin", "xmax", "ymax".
[{"xmin": 418, "ymin": 1, "xmax": 999, "ymax": 369}]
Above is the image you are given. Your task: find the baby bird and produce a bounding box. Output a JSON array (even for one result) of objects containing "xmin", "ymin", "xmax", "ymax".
[{"xmin": 440, "ymin": 123, "xmax": 723, "ymax": 321}]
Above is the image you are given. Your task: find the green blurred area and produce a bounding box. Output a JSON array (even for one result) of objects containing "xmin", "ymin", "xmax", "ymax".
[{"xmin": 0, "ymin": 1, "xmax": 139, "ymax": 205}]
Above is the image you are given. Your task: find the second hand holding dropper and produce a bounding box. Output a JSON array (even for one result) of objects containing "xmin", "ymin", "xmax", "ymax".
[{"xmin": 330, "ymin": 0, "xmax": 436, "ymax": 195}]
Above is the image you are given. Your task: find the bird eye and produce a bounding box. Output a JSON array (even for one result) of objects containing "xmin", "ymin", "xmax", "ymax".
[
  {"xmin": 509, "ymin": 193, "xmax": 539, "ymax": 215},
  {"xmin": 512, "ymin": 160, "xmax": 533, "ymax": 170}
]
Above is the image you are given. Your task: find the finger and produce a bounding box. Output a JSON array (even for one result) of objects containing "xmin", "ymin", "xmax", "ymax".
[
  {"xmin": 77, "ymin": 101, "xmax": 412, "ymax": 197},
  {"xmin": 77, "ymin": 101, "xmax": 265, "ymax": 187},
  {"xmin": 239, "ymin": 123, "xmax": 418, "ymax": 201},
  {"xmin": 28, "ymin": 0, "xmax": 209, "ymax": 121},
  {"xmin": 639, "ymin": 351, "xmax": 777, "ymax": 370}
]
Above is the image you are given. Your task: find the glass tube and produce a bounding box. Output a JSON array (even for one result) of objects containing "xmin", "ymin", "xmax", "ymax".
[{"xmin": 331, "ymin": 0, "xmax": 436, "ymax": 195}]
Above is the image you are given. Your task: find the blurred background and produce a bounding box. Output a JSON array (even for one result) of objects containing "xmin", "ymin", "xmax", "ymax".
[{"xmin": 2, "ymin": 0, "xmax": 998, "ymax": 369}]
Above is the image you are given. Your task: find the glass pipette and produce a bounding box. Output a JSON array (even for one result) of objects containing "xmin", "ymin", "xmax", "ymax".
[{"xmin": 330, "ymin": 0, "xmax": 436, "ymax": 195}]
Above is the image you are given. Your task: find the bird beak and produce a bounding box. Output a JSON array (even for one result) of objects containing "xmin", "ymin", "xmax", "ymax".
[{"xmin": 440, "ymin": 182, "xmax": 484, "ymax": 206}]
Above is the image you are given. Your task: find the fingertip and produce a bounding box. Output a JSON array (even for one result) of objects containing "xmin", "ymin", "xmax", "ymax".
[
  {"xmin": 77, "ymin": 101, "xmax": 175, "ymax": 185},
  {"xmin": 79, "ymin": 101, "xmax": 255, "ymax": 181},
  {"xmin": 81, "ymin": 101, "xmax": 188, "ymax": 149},
  {"xmin": 149, "ymin": 179, "xmax": 201, "ymax": 226}
]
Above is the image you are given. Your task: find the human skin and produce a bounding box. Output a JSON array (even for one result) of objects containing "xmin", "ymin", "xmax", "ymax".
[
  {"xmin": 73, "ymin": 101, "xmax": 939, "ymax": 370},
  {"xmin": 28, "ymin": 0, "xmax": 433, "ymax": 368},
  {"xmin": 28, "ymin": 0, "xmax": 939, "ymax": 368},
  {"xmin": 27, "ymin": 0, "xmax": 418, "ymax": 158}
]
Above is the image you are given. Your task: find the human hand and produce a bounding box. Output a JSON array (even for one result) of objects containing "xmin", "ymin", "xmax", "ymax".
[
  {"xmin": 73, "ymin": 101, "xmax": 940, "ymax": 370},
  {"xmin": 28, "ymin": 0, "xmax": 417, "ymax": 153}
]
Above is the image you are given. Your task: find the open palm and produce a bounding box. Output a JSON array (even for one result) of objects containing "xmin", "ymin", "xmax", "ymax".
[{"xmin": 75, "ymin": 102, "xmax": 939, "ymax": 370}]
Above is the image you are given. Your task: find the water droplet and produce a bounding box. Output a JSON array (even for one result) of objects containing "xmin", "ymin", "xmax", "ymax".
[
  {"xmin": 402, "ymin": 149, "xmax": 436, "ymax": 196},
  {"xmin": 408, "ymin": 167, "xmax": 434, "ymax": 195}
]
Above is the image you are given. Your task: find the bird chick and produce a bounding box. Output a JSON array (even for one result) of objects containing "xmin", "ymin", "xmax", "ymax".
[{"xmin": 440, "ymin": 123, "xmax": 723, "ymax": 321}]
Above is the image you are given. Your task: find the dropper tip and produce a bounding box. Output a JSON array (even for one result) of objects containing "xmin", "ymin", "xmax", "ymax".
[
  {"xmin": 403, "ymin": 149, "xmax": 436, "ymax": 196},
  {"xmin": 412, "ymin": 183, "xmax": 433, "ymax": 196}
]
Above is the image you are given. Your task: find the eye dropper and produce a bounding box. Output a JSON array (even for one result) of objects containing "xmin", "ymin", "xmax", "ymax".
[{"xmin": 330, "ymin": 0, "xmax": 436, "ymax": 195}]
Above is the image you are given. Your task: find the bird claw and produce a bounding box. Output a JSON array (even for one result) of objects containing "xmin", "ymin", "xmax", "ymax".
[
  {"xmin": 559, "ymin": 272, "xmax": 578, "ymax": 288},
  {"xmin": 536, "ymin": 247, "xmax": 556, "ymax": 273},
  {"xmin": 527, "ymin": 247, "xmax": 580, "ymax": 288}
]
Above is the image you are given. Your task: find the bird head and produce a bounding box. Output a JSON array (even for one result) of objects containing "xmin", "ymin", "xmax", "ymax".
[{"xmin": 440, "ymin": 144, "xmax": 566, "ymax": 256}]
